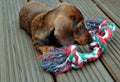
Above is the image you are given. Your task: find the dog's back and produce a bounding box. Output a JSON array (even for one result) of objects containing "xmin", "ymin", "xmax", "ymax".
[{"xmin": 19, "ymin": 1, "xmax": 52, "ymax": 35}]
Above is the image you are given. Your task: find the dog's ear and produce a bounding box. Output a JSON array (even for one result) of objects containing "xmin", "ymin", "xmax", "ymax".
[
  {"xmin": 54, "ymin": 17, "xmax": 72, "ymax": 37},
  {"xmin": 54, "ymin": 17, "xmax": 72, "ymax": 36},
  {"xmin": 53, "ymin": 16, "xmax": 74, "ymax": 46}
]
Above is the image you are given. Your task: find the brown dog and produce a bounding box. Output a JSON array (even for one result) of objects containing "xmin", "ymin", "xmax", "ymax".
[{"xmin": 19, "ymin": 1, "xmax": 91, "ymax": 52}]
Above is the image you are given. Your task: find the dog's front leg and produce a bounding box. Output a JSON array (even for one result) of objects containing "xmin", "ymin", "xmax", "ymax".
[
  {"xmin": 37, "ymin": 45, "xmax": 54, "ymax": 53},
  {"xmin": 32, "ymin": 37, "xmax": 53, "ymax": 53}
]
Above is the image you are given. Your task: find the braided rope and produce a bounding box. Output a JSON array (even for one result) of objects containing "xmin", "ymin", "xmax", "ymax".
[{"xmin": 39, "ymin": 18, "xmax": 116, "ymax": 75}]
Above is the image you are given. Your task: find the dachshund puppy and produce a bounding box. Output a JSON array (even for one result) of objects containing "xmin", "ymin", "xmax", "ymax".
[{"xmin": 19, "ymin": 1, "xmax": 91, "ymax": 53}]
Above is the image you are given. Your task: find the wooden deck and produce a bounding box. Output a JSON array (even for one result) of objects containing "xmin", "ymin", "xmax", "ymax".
[{"xmin": 0, "ymin": 0, "xmax": 120, "ymax": 82}]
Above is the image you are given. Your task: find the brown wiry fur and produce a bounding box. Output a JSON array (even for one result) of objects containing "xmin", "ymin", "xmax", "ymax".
[{"xmin": 19, "ymin": 1, "xmax": 91, "ymax": 53}]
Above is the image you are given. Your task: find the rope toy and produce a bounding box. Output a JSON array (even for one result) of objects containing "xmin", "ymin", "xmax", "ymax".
[{"xmin": 39, "ymin": 18, "xmax": 116, "ymax": 75}]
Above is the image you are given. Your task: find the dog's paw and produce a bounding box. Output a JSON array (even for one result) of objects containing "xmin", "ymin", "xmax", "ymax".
[{"xmin": 37, "ymin": 46, "xmax": 54, "ymax": 53}]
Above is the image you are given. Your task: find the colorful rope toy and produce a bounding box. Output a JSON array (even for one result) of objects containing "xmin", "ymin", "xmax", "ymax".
[{"xmin": 39, "ymin": 18, "xmax": 116, "ymax": 75}]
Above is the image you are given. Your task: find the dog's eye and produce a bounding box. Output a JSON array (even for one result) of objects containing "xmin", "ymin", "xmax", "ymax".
[
  {"xmin": 77, "ymin": 24, "xmax": 83, "ymax": 35},
  {"xmin": 79, "ymin": 24, "xmax": 84, "ymax": 30},
  {"xmin": 74, "ymin": 23, "xmax": 84, "ymax": 36}
]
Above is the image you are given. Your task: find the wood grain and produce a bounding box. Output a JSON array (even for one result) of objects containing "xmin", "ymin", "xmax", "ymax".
[
  {"xmin": 93, "ymin": 0, "xmax": 120, "ymax": 28},
  {"xmin": 0, "ymin": 0, "xmax": 54, "ymax": 82}
]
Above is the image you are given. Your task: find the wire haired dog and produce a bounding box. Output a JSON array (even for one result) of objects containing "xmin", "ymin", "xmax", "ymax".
[{"xmin": 19, "ymin": 1, "xmax": 91, "ymax": 53}]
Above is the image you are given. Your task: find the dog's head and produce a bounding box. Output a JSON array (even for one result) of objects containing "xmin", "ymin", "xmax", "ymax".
[
  {"xmin": 53, "ymin": 3, "xmax": 91, "ymax": 46},
  {"xmin": 73, "ymin": 19, "xmax": 91, "ymax": 46}
]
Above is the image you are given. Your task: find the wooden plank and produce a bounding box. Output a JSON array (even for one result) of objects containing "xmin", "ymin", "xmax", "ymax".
[
  {"xmin": 55, "ymin": 0, "xmax": 120, "ymax": 82},
  {"xmin": 29, "ymin": 0, "xmax": 61, "ymax": 82},
  {"xmin": 93, "ymin": 0, "xmax": 120, "ymax": 28},
  {"xmin": 0, "ymin": 0, "xmax": 54, "ymax": 82},
  {"xmin": 66, "ymin": 0, "xmax": 120, "ymax": 81},
  {"xmin": 0, "ymin": 0, "xmax": 6, "ymax": 82},
  {"xmin": 30, "ymin": 0, "xmax": 60, "ymax": 7}
]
